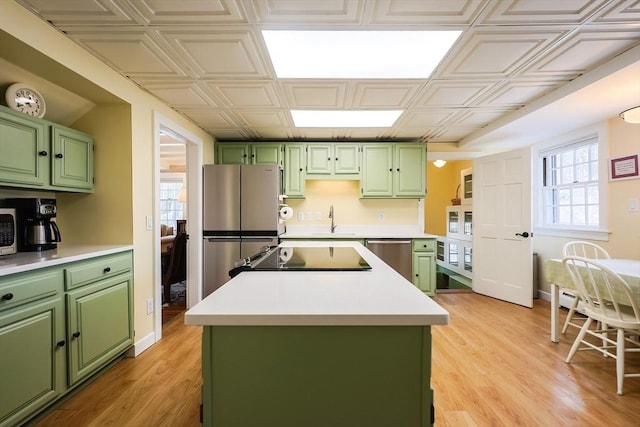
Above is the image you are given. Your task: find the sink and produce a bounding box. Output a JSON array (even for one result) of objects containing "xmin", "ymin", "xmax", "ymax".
[{"xmin": 311, "ymin": 232, "xmax": 356, "ymax": 237}]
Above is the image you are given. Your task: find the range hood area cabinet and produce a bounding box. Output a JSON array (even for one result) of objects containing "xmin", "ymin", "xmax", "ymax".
[
  {"xmin": 360, "ymin": 144, "xmax": 426, "ymax": 198},
  {"xmin": 0, "ymin": 105, "xmax": 94, "ymax": 193},
  {"xmin": 305, "ymin": 143, "xmax": 360, "ymax": 179}
]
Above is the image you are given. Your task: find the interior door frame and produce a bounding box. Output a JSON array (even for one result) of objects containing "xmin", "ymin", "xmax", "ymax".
[{"xmin": 153, "ymin": 112, "xmax": 203, "ymax": 341}]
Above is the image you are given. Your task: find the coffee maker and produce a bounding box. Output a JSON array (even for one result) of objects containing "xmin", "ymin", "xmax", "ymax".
[{"xmin": 5, "ymin": 198, "xmax": 62, "ymax": 252}]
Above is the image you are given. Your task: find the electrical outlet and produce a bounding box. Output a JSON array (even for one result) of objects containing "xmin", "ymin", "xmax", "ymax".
[
  {"xmin": 297, "ymin": 211, "xmax": 304, "ymax": 221},
  {"xmin": 378, "ymin": 213, "xmax": 385, "ymax": 222},
  {"xmin": 146, "ymin": 298, "xmax": 153, "ymax": 315},
  {"xmin": 314, "ymin": 211, "xmax": 321, "ymax": 221},
  {"xmin": 145, "ymin": 215, "xmax": 153, "ymax": 230},
  {"xmin": 305, "ymin": 211, "xmax": 312, "ymax": 221}
]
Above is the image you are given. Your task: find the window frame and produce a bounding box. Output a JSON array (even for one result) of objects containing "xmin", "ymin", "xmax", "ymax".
[
  {"xmin": 159, "ymin": 174, "xmax": 186, "ymax": 233},
  {"xmin": 533, "ymin": 124, "xmax": 610, "ymax": 241}
]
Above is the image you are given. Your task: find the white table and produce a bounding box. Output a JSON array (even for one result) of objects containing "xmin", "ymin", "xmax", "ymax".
[{"xmin": 544, "ymin": 258, "xmax": 640, "ymax": 342}]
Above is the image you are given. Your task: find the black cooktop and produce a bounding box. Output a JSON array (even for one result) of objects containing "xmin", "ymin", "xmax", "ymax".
[{"xmin": 229, "ymin": 246, "xmax": 371, "ymax": 277}]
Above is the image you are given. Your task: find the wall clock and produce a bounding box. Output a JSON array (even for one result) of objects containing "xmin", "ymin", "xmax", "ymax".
[{"xmin": 5, "ymin": 83, "xmax": 46, "ymax": 118}]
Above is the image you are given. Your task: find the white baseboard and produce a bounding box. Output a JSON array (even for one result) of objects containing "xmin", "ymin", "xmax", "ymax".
[
  {"xmin": 125, "ymin": 331, "xmax": 156, "ymax": 357},
  {"xmin": 537, "ymin": 290, "xmax": 551, "ymax": 302}
]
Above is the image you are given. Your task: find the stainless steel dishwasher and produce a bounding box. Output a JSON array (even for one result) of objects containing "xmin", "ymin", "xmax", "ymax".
[{"xmin": 365, "ymin": 239, "xmax": 413, "ymax": 281}]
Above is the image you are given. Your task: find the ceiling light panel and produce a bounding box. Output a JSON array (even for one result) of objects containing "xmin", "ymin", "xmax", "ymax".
[
  {"xmin": 262, "ymin": 30, "xmax": 462, "ymax": 79},
  {"xmin": 291, "ymin": 110, "xmax": 403, "ymax": 127}
]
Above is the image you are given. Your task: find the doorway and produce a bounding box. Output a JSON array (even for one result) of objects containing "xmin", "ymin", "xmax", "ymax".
[{"xmin": 154, "ymin": 112, "xmax": 203, "ymax": 340}]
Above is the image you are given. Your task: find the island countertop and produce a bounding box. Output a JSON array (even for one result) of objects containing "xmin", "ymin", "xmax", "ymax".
[{"xmin": 185, "ymin": 240, "xmax": 449, "ymax": 327}]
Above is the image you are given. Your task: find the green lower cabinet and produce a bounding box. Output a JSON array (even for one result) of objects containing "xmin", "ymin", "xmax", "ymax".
[
  {"xmin": 0, "ymin": 271, "xmax": 65, "ymax": 427},
  {"xmin": 413, "ymin": 253, "xmax": 436, "ymax": 296},
  {"xmin": 66, "ymin": 273, "xmax": 133, "ymax": 385},
  {"xmin": 0, "ymin": 250, "xmax": 133, "ymax": 426},
  {"xmin": 201, "ymin": 325, "xmax": 434, "ymax": 427}
]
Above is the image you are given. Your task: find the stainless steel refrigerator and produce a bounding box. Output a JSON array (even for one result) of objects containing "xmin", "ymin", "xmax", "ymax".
[{"xmin": 203, "ymin": 164, "xmax": 283, "ymax": 297}]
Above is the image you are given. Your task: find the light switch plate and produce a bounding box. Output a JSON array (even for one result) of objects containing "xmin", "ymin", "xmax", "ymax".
[
  {"xmin": 145, "ymin": 215, "xmax": 153, "ymax": 230},
  {"xmin": 628, "ymin": 198, "xmax": 639, "ymax": 212}
]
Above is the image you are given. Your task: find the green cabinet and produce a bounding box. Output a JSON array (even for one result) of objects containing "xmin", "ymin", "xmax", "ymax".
[
  {"xmin": 0, "ymin": 269, "xmax": 65, "ymax": 427},
  {"xmin": 283, "ymin": 144, "xmax": 305, "ymax": 198},
  {"xmin": 412, "ymin": 239, "xmax": 436, "ymax": 296},
  {"xmin": 51, "ymin": 125, "xmax": 94, "ymax": 191},
  {"xmin": 216, "ymin": 143, "xmax": 282, "ymax": 166},
  {"xmin": 360, "ymin": 144, "xmax": 425, "ymax": 198},
  {"xmin": 306, "ymin": 143, "xmax": 360, "ymax": 179},
  {"xmin": 0, "ymin": 105, "xmax": 94, "ymax": 193},
  {"xmin": 0, "ymin": 107, "xmax": 48, "ymax": 187},
  {"xmin": 0, "ymin": 250, "xmax": 133, "ymax": 426}
]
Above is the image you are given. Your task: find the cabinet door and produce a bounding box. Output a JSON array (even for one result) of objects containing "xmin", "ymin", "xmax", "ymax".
[
  {"xmin": 306, "ymin": 144, "xmax": 332, "ymax": 175},
  {"xmin": 284, "ymin": 145, "xmax": 305, "ymax": 198},
  {"xmin": 66, "ymin": 274, "xmax": 133, "ymax": 385},
  {"xmin": 217, "ymin": 144, "xmax": 249, "ymax": 164},
  {"xmin": 413, "ymin": 253, "xmax": 435, "ymax": 296},
  {"xmin": 0, "ymin": 108, "xmax": 48, "ymax": 188},
  {"xmin": 360, "ymin": 144, "xmax": 393, "ymax": 197},
  {"xmin": 0, "ymin": 296, "xmax": 65, "ymax": 426},
  {"xmin": 252, "ymin": 144, "xmax": 281, "ymax": 165},
  {"xmin": 334, "ymin": 144, "xmax": 360, "ymax": 175},
  {"xmin": 51, "ymin": 125, "xmax": 94, "ymax": 191},
  {"xmin": 394, "ymin": 144, "xmax": 425, "ymax": 197}
]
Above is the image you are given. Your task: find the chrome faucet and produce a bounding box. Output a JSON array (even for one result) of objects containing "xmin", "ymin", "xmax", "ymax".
[{"xmin": 329, "ymin": 205, "xmax": 337, "ymax": 233}]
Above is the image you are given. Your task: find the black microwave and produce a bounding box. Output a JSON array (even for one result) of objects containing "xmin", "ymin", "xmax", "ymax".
[{"xmin": 0, "ymin": 208, "xmax": 17, "ymax": 255}]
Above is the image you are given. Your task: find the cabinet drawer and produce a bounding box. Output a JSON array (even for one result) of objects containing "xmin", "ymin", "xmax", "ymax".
[
  {"xmin": 65, "ymin": 252, "xmax": 132, "ymax": 290},
  {"xmin": 413, "ymin": 239, "xmax": 436, "ymax": 252},
  {"xmin": 0, "ymin": 269, "xmax": 61, "ymax": 312}
]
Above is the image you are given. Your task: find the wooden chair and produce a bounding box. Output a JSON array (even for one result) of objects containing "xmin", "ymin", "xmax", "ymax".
[
  {"xmin": 163, "ymin": 231, "xmax": 187, "ymax": 304},
  {"xmin": 561, "ymin": 241, "xmax": 611, "ymax": 334},
  {"xmin": 563, "ymin": 256, "xmax": 640, "ymax": 395}
]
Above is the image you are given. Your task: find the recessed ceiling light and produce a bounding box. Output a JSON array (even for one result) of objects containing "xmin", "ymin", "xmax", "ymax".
[
  {"xmin": 262, "ymin": 30, "xmax": 461, "ymax": 78},
  {"xmin": 291, "ymin": 110, "xmax": 402, "ymax": 128}
]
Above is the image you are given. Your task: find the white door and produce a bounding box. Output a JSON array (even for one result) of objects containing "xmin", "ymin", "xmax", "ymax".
[{"xmin": 473, "ymin": 147, "xmax": 533, "ymax": 308}]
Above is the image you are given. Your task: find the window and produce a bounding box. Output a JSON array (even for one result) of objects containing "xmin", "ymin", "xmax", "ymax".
[
  {"xmin": 540, "ymin": 135, "xmax": 604, "ymax": 233},
  {"xmin": 160, "ymin": 180, "xmax": 185, "ymax": 232}
]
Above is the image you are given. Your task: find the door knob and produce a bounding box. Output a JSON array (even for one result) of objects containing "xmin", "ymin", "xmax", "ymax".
[{"xmin": 515, "ymin": 232, "xmax": 529, "ymax": 238}]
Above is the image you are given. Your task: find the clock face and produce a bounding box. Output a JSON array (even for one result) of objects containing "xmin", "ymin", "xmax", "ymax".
[{"xmin": 5, "ymin": 83, "xmax": 46, "ymax": 118}]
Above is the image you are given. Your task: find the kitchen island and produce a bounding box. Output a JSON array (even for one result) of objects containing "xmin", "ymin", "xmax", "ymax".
[{"xmin": 185, "ymin": 241, "xmax": 449, "ymax": 427}]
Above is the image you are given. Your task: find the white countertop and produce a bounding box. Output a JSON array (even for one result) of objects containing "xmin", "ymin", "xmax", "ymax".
[
  {"xmin": 0, "ymin": 245, "xmax": 134, "ymax": 276},
  {"xmin": 280, "ymin": 225, "xmax": 439, "ymax": 239},
  {"xmin": 185, "ymin": 240, "xmax": 449, "ymax": 327}
]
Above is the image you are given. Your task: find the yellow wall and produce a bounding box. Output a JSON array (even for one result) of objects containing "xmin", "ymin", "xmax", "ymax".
[
  {"xmin": 1, "ymin": 2, "xmax": 214, "ymax": 348},
  {"xmin": 57, "ymin": 104, "xmax": 133, "ymax": 245},
  {"xmin": 424, "ymin": 160, "xmax": 472, "ymax": 235},
  {"xmin": 534, "ymin": 118, "xmax": 640, "ymax": 294},
  {"xmin": 287, "ymin": 180, "xmax": 421, "ymax": 226}
]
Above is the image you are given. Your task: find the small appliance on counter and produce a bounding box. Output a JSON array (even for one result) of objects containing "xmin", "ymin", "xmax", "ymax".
[
  {"xmin": 0, "ymin": 208, "xmax": 17, "ymax": 255},
  {"xmin": 4, "ymin": 198, "xmax": 62, "ymax": 252}
]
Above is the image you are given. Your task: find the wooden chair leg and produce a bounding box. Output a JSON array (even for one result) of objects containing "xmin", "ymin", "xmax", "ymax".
[
  {"xmin": 566, "ymin": 317, "xmax": 593, "ymax": 363},
  {"xmin": 616, "ymin": 328, "xmax": 625, "ymax": 395},
  {"xmin": 561, "ymin": 295, "xmax": 580, "ymax": 334}
]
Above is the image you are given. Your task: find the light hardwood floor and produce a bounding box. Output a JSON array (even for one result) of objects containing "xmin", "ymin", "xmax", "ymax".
[{"xmin": 33, "ymin": 293, "xmax": 639, "ymax": 427}]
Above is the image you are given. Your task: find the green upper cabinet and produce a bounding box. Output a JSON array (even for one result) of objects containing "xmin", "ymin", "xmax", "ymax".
[
  {"xmin": 360, "ymin": 144, "xmax": 393, "ymax": 197},
  {"xmin": 306, "ymin": 143, "xmax": 359, "ymax": 179},
  {"xmin": 252, "ymin": 144, "xmax": 282, "ymax": 166},
  {"xmin": 216, "ymin": 143, "xmax": 282, "ymax": 166},
  {"xmin": 50, "ymin": 125, "xmax": 94, "ymax": 191},
  {"xmin": 361, "ymin": 143, "xmax": 425, "ymax": 198},
  {"xmin": 394, "ymin": 144, "xmax": 426, "ymax": 197},
  {"xmin": 0, "ymin": 106, "xmax": 48, "ymax": 188},
  {"xmin": 0, "ymin": 105, "xmax": 94, "ymax": 193},
  {"xmin": 217, "ymin": 143, "xmax": 249, "ymax": 164},
  {"xmin": 284, "ymin": 144, "xmax": 305, "ymax": 198}
]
